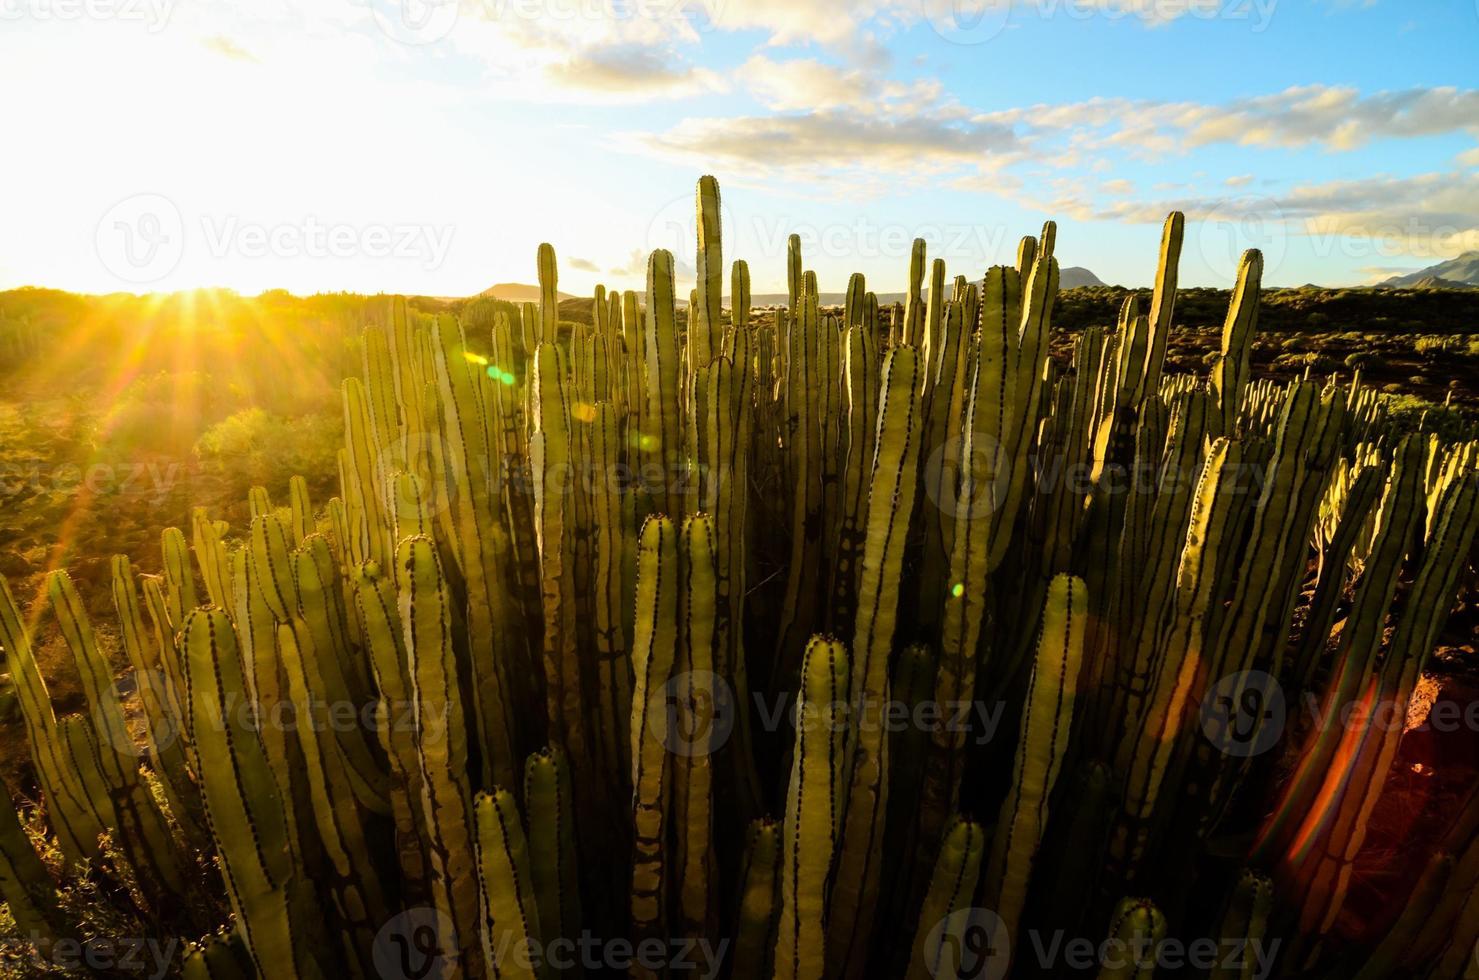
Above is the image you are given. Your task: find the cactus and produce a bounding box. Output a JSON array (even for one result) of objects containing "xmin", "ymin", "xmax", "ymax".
[
  {"xmin": 5, "ymin": 175, "xmax": 1477, "ymax": 980},
  {"xmin": 1097, "ymin": 898, "xmax": 1166, "ymax": 980},
  {"xmin": 732, "ymin": 818, "xmax": 780, "ymax": 978},
  {"xmin": 984, "ymin": 573, "xmax": 1086, "ymax": 945},
  {"xmin": 630, "ymin": 514, "xmax": 678, "ymax": 951},
  {"xmin": 829, "ymin": 345, "xmax": 924, "ymax": 979},
  {"xmin": 474, "ymin": 787, "xmax": 543, "ymax": 979},
  {"xmin": 674, "ymin": 513, "xmax": 718, "ymax": 935},
  {"xmin": 776, "ymin": 636, "xmax": 849, "ymax": 980},
  {"xmin": 1211, "ymin": 871, "xmax": 1272, "ymax": 980},
  {"xmin": 905, "ymin": 817, "xmax": 985, "ymax": 980},
  {"xmin": 181, "ymin": 607, "xmax": 320, "ymax": 977},
  {"xmin": 398, "ymin": 534, "xmax": 483, "ymax": 974},
  {"xmin": 523, "ymin": 745, "xmax": 580, "ymax": 947}
]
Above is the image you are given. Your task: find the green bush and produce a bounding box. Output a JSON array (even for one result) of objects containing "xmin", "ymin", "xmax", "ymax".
[
  {"xmin": 196, "ymin": 408, "xmax": 342, "ymax": 485},
  {"xmin": 1273, "ymin": 351, "xmax": 1336, "ymax": 374},
  {"xmin": 1414, "ymin": 335, "xmax": 1462, "ymax": 355},
  {"xmin": 1380, "ymin": 393, "xmax": 1479, "ymax": 440},
  {"xmin": 96, "ymin": 371, "xmax": 242, "ymax": 454}
]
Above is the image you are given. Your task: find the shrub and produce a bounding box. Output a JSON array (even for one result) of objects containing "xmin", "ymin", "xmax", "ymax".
[
  {"xmin": 1414, "ymin": 335, "xmax": 1462, "ymax": 356},
  {"xmin": 1273, "ymin": 351, "xmax": 1336, "ymax": 374},
  {"xmin": 96, "ymin": 371, "xmax": 242, "ymax": 454},
  {"xmin": 195, "ymin": 408, "xmax": 342, "ymax": 485}
]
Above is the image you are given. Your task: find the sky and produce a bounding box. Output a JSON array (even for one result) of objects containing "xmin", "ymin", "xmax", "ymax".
[{"xmin": 1, "ymin": 0, "xmax": 1476, "ymax": 296}]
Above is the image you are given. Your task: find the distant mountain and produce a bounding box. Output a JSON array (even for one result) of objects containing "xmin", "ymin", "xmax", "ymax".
[
  {"xmin": 1059, "ymin": 266, "xmax": 1106, "ymax": 289},
  {"xmin": 1383, "ymin": 252, "xmax": 1479, "ymax": 287},
  {"xmin": 479, "ymin": 282, "xmax": 572, "ymax": 302},
  {"xmin": 1408, "ymin": 275, "xmax": 1476, "ymax": 290}
]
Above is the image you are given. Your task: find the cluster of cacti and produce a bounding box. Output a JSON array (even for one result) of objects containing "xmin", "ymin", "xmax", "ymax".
[{"xmin": 1, "ymin": 174, "xmax": 1477, "ymax": 979}]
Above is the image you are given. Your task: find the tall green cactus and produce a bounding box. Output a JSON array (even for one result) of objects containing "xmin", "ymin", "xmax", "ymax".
[
  {"xmin": 6, "ymin": 175, "xmax": 1476, "ymax": 980},
  {"xmin": 630, "ymin": 514, "xmax": 678, "ymax": 954},
  {"xmin": 830, "ymin": 345, "xmax": 924, "ymax": 979},
  {"xmin": 776, "ymin": 636, "xmax": 849, "ymax": 980},
  {"xmin": 984, "ymin": 573, "xmax": 1085, "ymax": 945},
  {"xmin": 181, "ymin": 607, "xmax": 320, "ymax": 978}
]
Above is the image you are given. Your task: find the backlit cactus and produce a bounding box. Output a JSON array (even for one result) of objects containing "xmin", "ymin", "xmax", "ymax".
[{"xmin": 0, "ymin": 174, "xmax": 1474, "ymax": 980}]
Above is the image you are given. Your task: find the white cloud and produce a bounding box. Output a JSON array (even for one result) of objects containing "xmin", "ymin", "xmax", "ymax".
[
  {"xmin": 989, "ymin": 86, "xmax": 1479, "ymax": 156},
  {"xmin": 630, "ymin": 110, "xmax": 1021, "ymax": 189},
  {"xmin": 1065, "ymin": 171, "xmax": 1479, "ymax": 259},
  {"xmin": 736, "ymin": 55, "xmax": 940, "ymax": 114}
]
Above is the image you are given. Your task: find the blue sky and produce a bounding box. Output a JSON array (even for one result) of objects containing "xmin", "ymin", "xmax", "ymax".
[{"xmin": 1, "ymin": 0, "xmax": 1475, "ymax": 295}]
